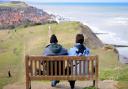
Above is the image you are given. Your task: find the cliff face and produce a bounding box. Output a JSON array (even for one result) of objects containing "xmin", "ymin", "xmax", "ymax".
[
  {"xmin": 0, "ymin": 2, "xmax": 51, "ymax": 29},
  {"xmin": 80, "ymin": 24, "xmax": 104, "ymax": 48}
]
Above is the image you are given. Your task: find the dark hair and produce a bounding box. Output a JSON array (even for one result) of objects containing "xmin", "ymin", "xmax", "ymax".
[
  {"xmin": 50, "ymin": 34, "xmax": 58, "ymax": 43},
  {"xmin": 76, "ymin": 34, "xmax": 84, "ymax": 44}
]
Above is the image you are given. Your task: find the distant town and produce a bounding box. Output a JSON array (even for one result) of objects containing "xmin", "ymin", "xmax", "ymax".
[{"xmin": 0, "ymin": 1, "xmax": 52, "ymax": 29}]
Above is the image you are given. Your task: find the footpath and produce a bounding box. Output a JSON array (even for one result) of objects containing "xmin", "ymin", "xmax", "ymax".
[{"xmin": 3, "ymin": 80, "xmax": 117, "ymax": 89}]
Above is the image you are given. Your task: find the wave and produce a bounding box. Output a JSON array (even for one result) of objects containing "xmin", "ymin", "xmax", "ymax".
[{"xmin": 110, "ymin": 17, "xmax": 128, "ymax": 25}]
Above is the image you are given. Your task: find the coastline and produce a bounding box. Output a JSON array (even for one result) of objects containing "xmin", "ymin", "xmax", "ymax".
[
  {"xmin": 82, "ymin": 22, "xmax": 128, "ymax": 63},
  {"xmin": 1, "ymin": 1, "xmax": 128, "ymax": 63},
  {"xmin": 0, "ymin": 2, "xmax": 128, "ymax": 89},
  {"xmin": 55, "ymin": 15, "xmax": 128, "ymax": 63}
]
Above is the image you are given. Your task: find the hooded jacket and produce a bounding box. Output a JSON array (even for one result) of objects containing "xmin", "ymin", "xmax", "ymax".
[
  {"xmin": 43, "ymin": 43, "xmax": 68, "ymax": 56},
  {"xmin": 68, "ymin": 43, "xmax": 90, "ymax": 56},
  {"xmin": 43, "ymin": 43, "xmax": 68, "ymax": 75},
  {"xmin": 68, "ymin": 43, "xmax": 90, "ymax": 75}
]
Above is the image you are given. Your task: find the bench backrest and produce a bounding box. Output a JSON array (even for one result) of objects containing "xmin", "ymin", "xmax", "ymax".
[{"xmin": 25, "ymin": 55, "xmax": 98, "ymax": 81}]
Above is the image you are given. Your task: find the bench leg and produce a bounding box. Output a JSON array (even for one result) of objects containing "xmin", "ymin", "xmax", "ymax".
[
  {"xmin": 29, "ymin": 83, "xmax": 31, "ymax": 89},
  {"xmin": 26, "ymin": 81, "xmax": 29, "ymax": 89},
  {"xmin": 93, "ymin": 80, "xmax": 95, "ymax": 87},
  {"xmin": 95, "ymin": 80, "xmax": 98, "ymax": 89},
  {"xmin": 26, "ymin": 79, "xmax": 31, "ymax": 89},
  {"xmin": 93, "ymin": 80, "xmax": 98, "ymax": 89}
]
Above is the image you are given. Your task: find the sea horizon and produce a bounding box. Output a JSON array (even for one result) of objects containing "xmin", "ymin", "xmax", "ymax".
[
  {"xmin": 27, "ymin": 2, "xmax": 128, "ymax": 7},
  {"xmin": 24, "ymin": 1, "xmax": 128, "ymax": 63}
]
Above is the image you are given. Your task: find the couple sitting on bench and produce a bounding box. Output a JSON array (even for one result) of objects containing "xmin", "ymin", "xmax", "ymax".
[{"xmin": 43, "ymin": 33, "xmax": 90, "ymax": 89}]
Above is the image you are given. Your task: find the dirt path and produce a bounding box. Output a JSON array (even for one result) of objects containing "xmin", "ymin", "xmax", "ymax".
[{"xmin": 3, "ymin": 80, "xmax": 117, "ymax": 89}]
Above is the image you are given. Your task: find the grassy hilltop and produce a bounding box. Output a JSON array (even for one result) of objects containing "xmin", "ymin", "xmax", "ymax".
[
  {"xmin": 0, "ymin": 22, "xmax": 128, "ymax": 89},
  {"xmin": 0, "ymin": 22, "xmax": 80, "ymax": 89},
  {"xmin": 0, "ymin": 1, "xmax": 28, "ymax": 7},
  {"xmin": 0, "ymin": 1, "xmax": 128, "ymax": 89}
]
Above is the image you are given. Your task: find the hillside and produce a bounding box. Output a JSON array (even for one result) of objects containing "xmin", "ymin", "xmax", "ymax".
[
  {"xmin": 0, "ymin": 2, "xmax": 52, "ymax": 29},
  {"xmin": 0, "ymin": 22, "xmax": 79, "ymax": 89},
  {"xmin": 0, "ymin": 22, "xmax": 122, "ymax": 89}
]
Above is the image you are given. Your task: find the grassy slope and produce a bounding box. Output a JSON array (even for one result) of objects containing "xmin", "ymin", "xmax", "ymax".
[
  {"xmin": 0, "ymin": 29, "xmax": 23, "ymax": 89},
  {"xmin": 91, "ymin": 49, "xmax": 119, "ymax": 80},
  {"xmin": 0, "ymin": 2, "xmax": 27, "ymax": 7},
  {"xmin": 0, "ymin": 22, "xmax": 128, "ymax": 89},
  {"xmin": 0, "ymin": 22, "xmax": 79, "ymax": 89}
]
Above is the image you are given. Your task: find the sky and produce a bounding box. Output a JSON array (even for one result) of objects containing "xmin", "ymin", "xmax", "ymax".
[{"xmin": 13, "ymin": 0, "xmax": 128, "ymax": 3}]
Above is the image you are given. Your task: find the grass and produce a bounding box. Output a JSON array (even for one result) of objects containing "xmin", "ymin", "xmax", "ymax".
[
  {"xmin": 116, "ymin": 65, "xmax": 128, "ymax": 89},
  {"xmin": 83, "ymin": 86, "xmax": 96, "ymax": 89},
  {"xmin": 91, "ymin": 48, "xmax": 119, "ymax": 80},
  {"xmin": 0, "ymin": 22, "xmax": 128, "ymax": 89},
  {"xmin": 117, "ymin": 81, "xmax": 128, "ymax": 89},
  {"xmin": 0, "ymin": 2, "xmax": 27, "ymax": 7},
  {"xmin": 0, "ymin": 29, "xmax": 24, "ymax": 89},
  {"xmin": 90, "ymin": 40, "xmax": 128, "ymax": 89},
  {"xmin": 0, "ymin": 22, "xmax": 80, "ymax": 89}
]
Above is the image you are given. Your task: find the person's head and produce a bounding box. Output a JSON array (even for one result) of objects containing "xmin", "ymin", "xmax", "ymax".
[
  {"xmin": 76, "ymin": 34, "xmax": 84, "ymax": 44},
  {"xmin": 50, "ymin": 34, "xmax": 58, "ymax": 43}
]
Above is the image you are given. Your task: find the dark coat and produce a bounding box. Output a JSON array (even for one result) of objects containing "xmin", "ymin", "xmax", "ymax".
[{"xmin": 43, "ymin": 43, "xmax": 68, "ymax": 75}]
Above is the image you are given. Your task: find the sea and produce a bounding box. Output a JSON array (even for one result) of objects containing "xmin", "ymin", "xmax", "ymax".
[{"xmin": 27, "ymin": 2, "xmax": 128, "ymax": 63}]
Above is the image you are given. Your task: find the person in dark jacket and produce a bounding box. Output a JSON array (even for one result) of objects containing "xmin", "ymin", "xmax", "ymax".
[
  {"xmin": 43, "ymin": 34, "xmax": 68, "ymax": 87},
  {"xmin": 43, "ymin": 34, "xmax": 67, "ymax": 56}
]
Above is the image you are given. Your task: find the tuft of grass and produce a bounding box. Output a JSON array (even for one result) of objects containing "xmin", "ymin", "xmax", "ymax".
[
  {"xmin": 83, "ymin": 86, "xmax": 96, "ymax": 89},
  {"xmin": 117, "ymin": 81, "xmax": 128, "ymax": 89},
  {"xmin": 116, "ymin": 65, "xmax": 128, "ymax": 81},
  {"xmin": 0, "ymin": 2, "xmax": 27, "ymax": 7}
]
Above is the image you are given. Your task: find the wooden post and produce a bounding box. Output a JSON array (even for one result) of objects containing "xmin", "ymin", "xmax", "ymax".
[
  {"xmin": 39, "ymin": 60, "xmax": 41, "ymax": 75},
  {"xmin": 95, "ymin": 55, "xmax": 99, "ymax": 89},
  {"xmin": 25, "ymin": 55, "xmax": 31, "ymax": 89},
  {"xmin": 88, "ymin": 60, "xmax": 90, "ymax": 80},
  {"xmin": 8, "ymin": 70, "xmax": 11, "ymax": 77}
]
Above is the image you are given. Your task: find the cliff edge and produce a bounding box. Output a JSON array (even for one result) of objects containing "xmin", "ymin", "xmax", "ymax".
[{"xmin": 80, "ymin": 23, "xmax": 104, "ymax": 48}]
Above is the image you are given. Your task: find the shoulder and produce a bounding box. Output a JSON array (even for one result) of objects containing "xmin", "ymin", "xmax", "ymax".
[
  {"xmin": 69, "ymin": 47, "xmax": 78, "ymax": 51},
  {"xmin": 57, "ymin": 44, "xmax": 63, "ymax": 48},
  {"xmin": 83, "ymin": 47, "xmax": 90, "ymax": 56},
  {"xmin": 68, "ymin": 47, "xmax": 78, "ymax": 56},
  {"xmin": 85, "ymin": 47, "xmax": 90, "ymax": 51},
  {"xmin": 45, "ymin": 44, "xmax": 50, "ymax": 48},
  {"xmin": 60, "ymin": 45, "xmax": 68, "ymax": 54}
]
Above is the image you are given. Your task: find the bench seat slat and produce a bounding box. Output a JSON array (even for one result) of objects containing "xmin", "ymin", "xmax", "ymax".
[
  {"xmin": 30, "ymin": 75, "xmax": 96, "ymax": 80},
  {"xmin": 29, "ymin": 56, "xmax": 97, "ymax": 61}
]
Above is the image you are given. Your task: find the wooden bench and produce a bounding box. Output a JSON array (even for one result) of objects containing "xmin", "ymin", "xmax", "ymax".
[{"xmin": 25, "ymin": 55, "xmax": 99, "ymax": 89}]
